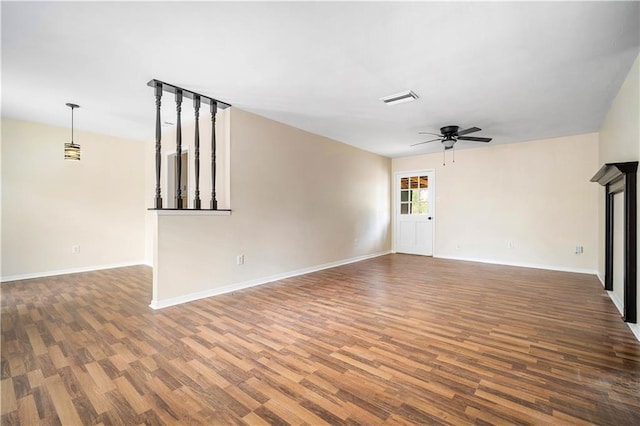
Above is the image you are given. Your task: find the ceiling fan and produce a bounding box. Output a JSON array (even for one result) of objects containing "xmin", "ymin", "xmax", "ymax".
[{"xmin": 412, "ymin": 125, "xmax": 492, "ymax": 150}]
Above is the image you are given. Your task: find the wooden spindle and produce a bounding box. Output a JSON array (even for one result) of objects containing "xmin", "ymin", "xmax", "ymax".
[
  {"xmin": 154, "ymin": 83, "xmax": 163, "ymax": 209},
  {"xmin": 193, "ymin": 96, "xmax": 201, "ymax": 209},
  {"xmin": 147, "ymin": 79, "xmax": 231, "ymax": 210},
  {"xmin": 175, "ymin": 90, "xmax": 183, "ymax": 209},
  {"xmin": 210, "ymin": 102, "xmax": 218, "ymax": 210}
]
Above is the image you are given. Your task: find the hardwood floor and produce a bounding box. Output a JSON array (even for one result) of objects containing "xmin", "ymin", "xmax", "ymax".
[{"xmin": 2, "ymin": 254, "xmax": 639, "ymax": 425}]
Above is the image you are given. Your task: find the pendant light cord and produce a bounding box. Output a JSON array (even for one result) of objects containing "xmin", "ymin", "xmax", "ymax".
[{"xmin": 66, "ymin": 103, "xmax": 79, "ymax": 144}]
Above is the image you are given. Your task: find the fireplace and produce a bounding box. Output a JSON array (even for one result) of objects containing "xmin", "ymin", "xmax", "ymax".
[{"xmin": 591, "ymin": 161, "xmax": 637, "ymax": 323}]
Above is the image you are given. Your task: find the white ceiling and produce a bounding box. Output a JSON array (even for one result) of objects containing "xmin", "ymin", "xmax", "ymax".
[{"xmin": 2, "ymin": 2, "xmax": 639, "ymax": 158}]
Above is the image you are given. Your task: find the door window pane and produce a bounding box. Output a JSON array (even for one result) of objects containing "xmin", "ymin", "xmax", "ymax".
[{"xmin": 400, "ymin": 175, "xmax": 430, "ymax": 215}]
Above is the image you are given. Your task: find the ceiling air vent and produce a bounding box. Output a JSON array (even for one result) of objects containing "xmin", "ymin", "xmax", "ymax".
[{"xmin": 380, "ymin": 90, "xmax": 419, "ymax": 105}]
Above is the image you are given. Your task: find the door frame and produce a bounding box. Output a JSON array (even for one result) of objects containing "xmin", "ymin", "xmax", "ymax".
[{"xmin": 393, "ymin": 169, "xmax": 436, "ymax": 255}]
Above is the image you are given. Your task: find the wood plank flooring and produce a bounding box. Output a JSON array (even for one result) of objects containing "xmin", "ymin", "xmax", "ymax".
[{"xmin": 1, "ymin": 254, "xmax": 639, "ymax": 425}]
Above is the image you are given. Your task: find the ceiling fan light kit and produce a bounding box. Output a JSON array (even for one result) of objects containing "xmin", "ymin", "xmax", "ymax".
[{"xmin": 443, "ymin": 135, "xmax": 456, "ymax": 150}]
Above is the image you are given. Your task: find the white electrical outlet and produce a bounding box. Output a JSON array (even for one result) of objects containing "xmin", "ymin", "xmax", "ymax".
[
  {"xmin": 72, "ymin": 245, "xmax": 80, "ymax": 254},
  {"xmin": 575, "ymin": 246, "xmax": 584, "ymax": 254},
  {"xmin": 507, "ymin": 242, "xmax": 514, "ymax": 249},
  {"xmin": 236, "ymin": 254, "xmax": 245, "ymax": 265}
]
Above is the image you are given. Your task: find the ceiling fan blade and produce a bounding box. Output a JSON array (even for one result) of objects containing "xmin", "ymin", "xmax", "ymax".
[
  {"xmin": 418, "ymin": 131, "xmax": 443, "ymax": 137},
  {"xmin": 458, "ymin": 136, "xmax": 492, "ymax": 142},
  {"xmin": 457, "ymin": 127, "xmax": 481, "ymax": 136},
  {"xmin": 411, "ymin": 138, "xmax": 441, "ymax": 147}
]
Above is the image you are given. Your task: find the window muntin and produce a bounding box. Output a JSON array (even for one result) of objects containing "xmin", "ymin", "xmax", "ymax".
[{"xmin": 400, "ymin": 175, "xmax": 428, "ymax": 215}]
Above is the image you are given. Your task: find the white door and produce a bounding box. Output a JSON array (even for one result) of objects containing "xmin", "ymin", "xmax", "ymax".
[{"xmin": 395, "ymin": 171, "xmax": 434, "ymax": 255}]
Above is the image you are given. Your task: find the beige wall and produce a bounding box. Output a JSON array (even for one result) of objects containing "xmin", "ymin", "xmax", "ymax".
[
  {"xmin": 393, "ymin": 133, "xmax": 599, "ymax": 272},
  {"xmin": 599, "ymin": 54, "xmax": 640, "ymax": 164},
  {"xmin": 1, "ymin": 118, "xmax": 146, "ymax": 280},
  {"xmin": 152, "ymin": 108, "xmax": 391, "ymax": 307},
  {"xmin": 598, "ymin": 53, "xmax": 639, "ymax": 337}
]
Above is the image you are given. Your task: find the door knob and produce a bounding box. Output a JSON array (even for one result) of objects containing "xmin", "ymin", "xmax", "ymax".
[{"xmin": 428, "ymin": 216, "xmax": 432, "ymax": 220}]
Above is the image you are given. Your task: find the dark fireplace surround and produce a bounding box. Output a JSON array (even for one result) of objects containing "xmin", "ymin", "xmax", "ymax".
[{"xmin": 591, "ymin": 161, "xmax": 637, "ymax": 323}]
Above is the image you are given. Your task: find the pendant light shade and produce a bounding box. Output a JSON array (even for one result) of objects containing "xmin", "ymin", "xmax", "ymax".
[{"xmin": 64, "ymin": 103, "xmax": 80, "ymax": 160}]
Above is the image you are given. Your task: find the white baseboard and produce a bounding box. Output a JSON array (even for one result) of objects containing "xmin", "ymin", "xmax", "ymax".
[
  {"xmin": 435, "ymin": 254, "xmax": 598, "ymax": 275},
  {"xmin": 605, "ymin": 290, "xmax": 640, "ymax": 342},
  {"xmin": 627, "ymin": 323, "xmax": 640, "ymax": 341},
  {"xmin": 1, "ymin": 261, "xmax": 147, "ymax": 283},
  {"xmin": 607, "ymin": 290, "xmax": 625, "ymax": 316},
  {"xmin": 149, "ymin": 250, "xmax": 391, "ymax": 310}
]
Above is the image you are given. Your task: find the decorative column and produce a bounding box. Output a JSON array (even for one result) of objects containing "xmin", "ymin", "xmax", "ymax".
[
  {"xmin": 193, "ymin": 95, "xmax": 202, "ymax": 209},
  {"xmin": 624, "ymin": 169, "xmax": 637, "ymax": 322},
  {"xmin": 210, "ymin": 101, "xmax": 218, "ymax": 210},
  {"xmin": 175, "ymin": 89, "xmax": 183, "ymax": 209},
  {"xmin": 154, "ymin": 82, "xmax": 163, "ymax": 209},
  {"xmin": 605, "ymin": 187, "xmax": 614, "ymax": 290}
]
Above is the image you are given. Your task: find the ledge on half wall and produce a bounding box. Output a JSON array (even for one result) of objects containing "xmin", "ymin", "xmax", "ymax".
[{"xmin": 148, "ymin": 209, "xmax": 231, "ymax": 216}]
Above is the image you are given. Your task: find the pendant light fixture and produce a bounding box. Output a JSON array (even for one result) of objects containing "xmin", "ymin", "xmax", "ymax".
[{"xmin": 64, "ymin": 102, "xmax": 81, "ymax": 160}]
